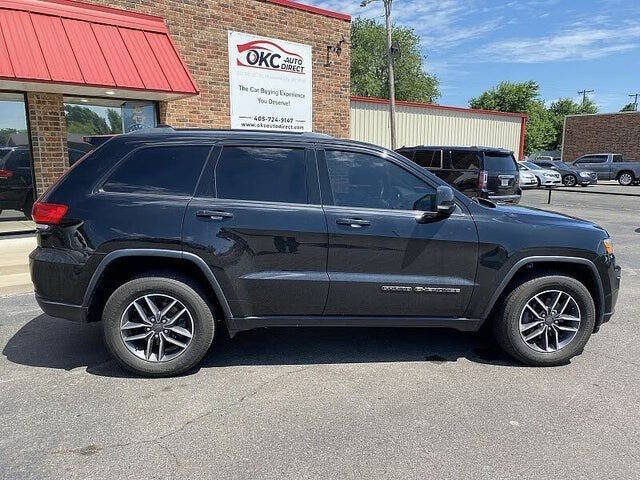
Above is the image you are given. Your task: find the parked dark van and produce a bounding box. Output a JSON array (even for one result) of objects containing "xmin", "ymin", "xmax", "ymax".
[{"xmin": 396, "ymin": 146, "xmax": 521, "ymax": 204}]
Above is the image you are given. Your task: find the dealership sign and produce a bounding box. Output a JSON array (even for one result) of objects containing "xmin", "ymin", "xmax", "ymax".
[{"xmin": 228, "ymin": 31, "xmax": 312, "ymax": 132}]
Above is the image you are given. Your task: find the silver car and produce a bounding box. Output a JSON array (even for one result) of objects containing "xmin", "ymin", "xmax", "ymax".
[
  {"xmin": 519, "ymin": 161, "xmax": 561, "ymax": 187},
  {"xmin": 519, "ymin": 169, "xmax": 538, "ymax": 189}
]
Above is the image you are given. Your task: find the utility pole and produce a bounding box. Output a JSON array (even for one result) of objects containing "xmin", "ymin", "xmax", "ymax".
[
  {"xmin": 578, "ymin": 89, "xmax": 594, "ymax": 106},
  {"xmin": 361, "ymin": 0, "xmax": 396, "ymax": 149},
  {"xmin": 629, "ymin": 93, "xmax": 640, "ymax": 111}
]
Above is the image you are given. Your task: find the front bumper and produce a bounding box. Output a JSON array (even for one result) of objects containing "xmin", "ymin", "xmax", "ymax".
[{"xmin": 578, "ymin": 175, "xmax": 598, "ymax": 185}]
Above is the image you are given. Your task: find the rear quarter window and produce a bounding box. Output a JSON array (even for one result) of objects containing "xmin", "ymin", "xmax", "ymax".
[{"xmin": 102, "ymin": 145, "xmax": 211, "ymax": 196}]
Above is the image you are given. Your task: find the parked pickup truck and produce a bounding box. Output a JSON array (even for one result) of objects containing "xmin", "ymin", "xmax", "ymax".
[{"xmin": 573, "ymin": 154, "xmax": 640, "ymax": 186}]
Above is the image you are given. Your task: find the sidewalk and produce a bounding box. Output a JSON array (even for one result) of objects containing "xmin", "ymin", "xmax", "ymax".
[{"xmin": 0, "ymin": 236, "xmax": 36, "ymax": 296}]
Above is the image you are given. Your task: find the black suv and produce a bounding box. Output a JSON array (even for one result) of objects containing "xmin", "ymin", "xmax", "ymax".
[
  {"xmin": 396, "ymin": 146, "xmax": 521, "ymax": 204},
  {"xmin": 30, "ymin": 129, "xmax": 620, "ymax": 376}
]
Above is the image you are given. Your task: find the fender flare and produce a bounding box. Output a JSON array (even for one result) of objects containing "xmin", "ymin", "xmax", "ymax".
[
  {"xmin": 481, "ymin": 256, "xmax": 604, "ymax": 323},
  {"xmin": 82, "ymin": 249, "xmax": 233, "ymax": 320}
]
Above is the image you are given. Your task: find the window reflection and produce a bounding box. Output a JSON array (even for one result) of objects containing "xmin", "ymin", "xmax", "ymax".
[{"xmin": 0, "ymin": 92, "xmax": 34, "ymax": 233}]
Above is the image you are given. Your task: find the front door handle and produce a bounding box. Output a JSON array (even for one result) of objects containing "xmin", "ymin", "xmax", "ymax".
[
  {"xmin": 196, "ymin": 210, "xmax": 234, "ymax": 220},
  {"xmin": 336, "ymin": 218, "xmax": 371, "ymax": 228}
]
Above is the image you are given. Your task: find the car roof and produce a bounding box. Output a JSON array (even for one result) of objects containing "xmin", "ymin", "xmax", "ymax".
[
  {"xmin": 397, "ymin": 145, "xmax": 513, "ymax": 154},
  {"xmin": 117, "ymin": 126, "xmax": 389, "ymax": 151}
]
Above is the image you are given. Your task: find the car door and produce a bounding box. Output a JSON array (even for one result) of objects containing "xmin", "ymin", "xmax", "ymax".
[
  {"xmin": 182, "ymin": 142, "xmax": 329, "ymax": 318},
  {"xmin": 318, "ymin": 146, "xmax": 478, "ymax": 318},
  {"xmin": 575, "ymin": 155, "xmax": 609, "ymax": 179}
]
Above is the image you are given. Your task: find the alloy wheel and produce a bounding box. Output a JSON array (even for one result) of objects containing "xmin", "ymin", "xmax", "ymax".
[
  {"xmin": 120, "ymin": 294, "xmax": 194, "ymax": 362},
  {"xmin": 563, "ymin": 175, "xmax": 576, "ymax": 187},
  {"xmin": 519, "ymin": 289, "xmax": 581, "ymax": 353},
  {"xmin": 619, "ymin": 173, "xmax": 633, "ymax": 186}
]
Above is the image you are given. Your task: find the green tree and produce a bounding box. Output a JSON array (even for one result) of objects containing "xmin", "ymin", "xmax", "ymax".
[
  {"xmin": 547, "ymin": 97, "xmax": 597, "ymax": 149},
  {"xmin": 0, "ymin": 128, "xmax": 18, "ymax": 146},
  {"xmin": 469, "ymin": 81, "xmax": 554, "ymax": 155},
  {"xmin": 620, "ymin": 102, "xmax": 637, "ymax": 112},
  {"xmin": 65, "ymin": 105, "xmax": 111, "ymax": 135},
  {"xmin": 351, "ymin": 18, "xmax": 440, "ymax": 102},
  {"xmin": 106, "ymin": 108, "xmax": 123, "ymax": 134}
]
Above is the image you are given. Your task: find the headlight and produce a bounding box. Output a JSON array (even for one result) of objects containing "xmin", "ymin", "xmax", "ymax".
[
  {"xmin": 603, "ymin": 238, "xmax": 614, "ymax": 255},
  {"xmin": 579, "ymin": 171, "xmax": 590, "ymax": 177}
]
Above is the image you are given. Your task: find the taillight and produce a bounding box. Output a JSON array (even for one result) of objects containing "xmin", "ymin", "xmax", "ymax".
[
  {"xmin": 32, "ymin": 202, "xmax": 68, "ymax": 224},
  {"xmin": 0, "ymin": 169, "xmax": 13, "ymax": 178},
  {"xmin": 478, "ymin": 170, "xmax": 488, "ymax": 190}
]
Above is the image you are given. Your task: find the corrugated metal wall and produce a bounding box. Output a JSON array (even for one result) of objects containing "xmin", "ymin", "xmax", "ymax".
[{"xmin": 351, "ymin": 98, "xmax": 523, "ymax": 155}]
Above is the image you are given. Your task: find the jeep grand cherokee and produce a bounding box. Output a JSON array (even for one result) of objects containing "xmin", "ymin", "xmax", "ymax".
[{"xmin": 30, "ymin": 129, "xmax": 620, "ymax": 376}]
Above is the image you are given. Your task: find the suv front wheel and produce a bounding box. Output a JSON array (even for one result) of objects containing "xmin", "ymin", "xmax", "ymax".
[
  {"xmin": 103, "ymin": 276, "xmax": 215, "ymax": 377},
  {"xmin": 494, "ymin": 275, "xmax": 595, "ymax": 366}
]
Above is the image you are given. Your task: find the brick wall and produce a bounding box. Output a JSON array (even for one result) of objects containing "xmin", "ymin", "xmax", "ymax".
[
  {"xmin": 88, "ymin": 0, "xmax": 351, "ymax": 137},
  {"xmin": 563, "ymin": 112, "xmax": 640, "ymax": 163},
  {"xmin": 26, "ymin": 93, "xmax": 69, "ymax": 196}
]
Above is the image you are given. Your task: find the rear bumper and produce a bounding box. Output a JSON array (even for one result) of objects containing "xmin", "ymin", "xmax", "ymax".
[{"xmin": 35, "ymin": 294, "xmax": 87, "ymax": 322}]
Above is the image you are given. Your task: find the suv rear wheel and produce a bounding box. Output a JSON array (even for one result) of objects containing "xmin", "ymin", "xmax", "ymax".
[
  {"xmin": 493, "ymin": 275, "xmax": 595, "ymax": 366},
  {"xmin": 103, "ymin": 276, "xmax": 215, "ymax": 377}
]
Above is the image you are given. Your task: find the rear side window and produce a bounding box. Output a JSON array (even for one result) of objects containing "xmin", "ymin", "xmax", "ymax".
[
  {"xmin": 577, "ymin": 155, "xmax": 607, "ymax": 164},
  {"xmin": 450, "ymin": 150, "xmax": 481, "ymax": 170},
  {"xmin": 413, "ymin": 150, "xmax": 442, "ymax": 168},
  {"xmin": 103, "ymin": 145, "xmax": 210, "ymax": 195},
  {"xmin": 484, "ymin": 153, "xmax": 517, "ymax": 172},
  {"xmin": 216, "ymin": 146, "xmax": 307, "ymax": 204}
]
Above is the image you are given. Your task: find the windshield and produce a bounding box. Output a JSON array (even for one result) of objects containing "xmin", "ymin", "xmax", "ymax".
[
  {"xmin": 553, "ymin": 161, "xmax": 572, "ymax": 169},
  {"xmin": 484, "ymin": 153, "xmax": 517, "ymax": 172},
  {"xmin": 522, "ymin": 161, "xmax": 542, "ymax": 170}
]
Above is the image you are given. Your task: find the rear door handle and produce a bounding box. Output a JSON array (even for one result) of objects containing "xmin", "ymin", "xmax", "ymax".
[
  {"xmin": 336, "ymin": 218, "xmax": 371, "ymax": 228},
  {"xmin": 196, "ymin": 210, "xmax": 233, "ymax": 220}
]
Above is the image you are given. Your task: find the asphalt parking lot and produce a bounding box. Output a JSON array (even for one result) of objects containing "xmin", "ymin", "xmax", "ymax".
[{"xmin": 1, "ymin": 187, "xmax": 639, "ymax": 479}]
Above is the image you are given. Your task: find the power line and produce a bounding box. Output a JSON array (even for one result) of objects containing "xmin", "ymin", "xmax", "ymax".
[
  {"xmin": 578, "ymin": 89, "xmax": 594, "ymax": 106},
  {"xmin": 629, "ymin": 93, "xmax": 640, "ymax": 111}
]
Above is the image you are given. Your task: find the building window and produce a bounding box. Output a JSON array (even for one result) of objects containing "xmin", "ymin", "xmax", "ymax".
[
  {"xmin": 0, "ymin": 92, "xmax": 34, "ymax": 233},
  {"xmin": 63, "ymin": 97, "xmax": 157, "ymax": 160}
]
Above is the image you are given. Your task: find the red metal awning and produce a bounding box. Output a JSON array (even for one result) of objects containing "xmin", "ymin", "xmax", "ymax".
[{"xmin": 0, "ymin": 0, "xmax": 198, "ymax": 100}]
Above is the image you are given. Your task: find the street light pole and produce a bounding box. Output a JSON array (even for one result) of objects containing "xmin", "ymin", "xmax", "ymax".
[
  {"xmin": 384, "ymin": 0, "xmax": 397, "ymax": 149},
  {"xmin": 361, "ymin": 0, "xmax": 396, "ymax": 149}
]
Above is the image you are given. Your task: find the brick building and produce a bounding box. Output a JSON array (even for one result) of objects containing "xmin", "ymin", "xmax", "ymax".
[
  {"xmin": 562, "ymin": 112, "xmax": 640, "ymax": 163},
  {"xmin": 0, "ymin": 0, "xmax": 350, "ymax": 233}
]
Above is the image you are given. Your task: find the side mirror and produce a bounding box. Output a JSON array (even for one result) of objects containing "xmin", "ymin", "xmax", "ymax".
[{"xmin": 417, "ymin": 185, "xmax": 456, "ymax": 222}]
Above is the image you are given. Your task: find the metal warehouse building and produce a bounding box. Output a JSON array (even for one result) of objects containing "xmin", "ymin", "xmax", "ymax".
[{"xmin": 350, "ymin": 96, "xmax": 527, "ymax": 159}]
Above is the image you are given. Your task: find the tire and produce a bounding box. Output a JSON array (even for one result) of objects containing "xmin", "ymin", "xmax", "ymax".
[
  {"xmin": 103, "ymin": 276, "xmax": 215, "ymax": 377},
  {"xmin": 562, "ymin": 175, "xmax": 576, "ymax": 187},
  {"xmin": 618, "ymin": 171, "xmax": 634, "ymax": 186},
  {"xmin": 493, "ymin": 275, "xmax": 595, "ymax": 366},
  {"xmin": 536, "ymin": 177, "xmax": 541, "ymax": 188}
]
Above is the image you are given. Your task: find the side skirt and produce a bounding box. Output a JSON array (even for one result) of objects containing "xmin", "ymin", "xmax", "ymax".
[{"xmin": 228, "ymin": 316, "xmax": 483, "ymax": 337}]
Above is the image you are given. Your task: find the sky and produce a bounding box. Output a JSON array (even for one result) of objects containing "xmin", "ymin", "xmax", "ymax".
[{"xmin": 306, "ymin": 0, "xmax": 640, "ymax": 112}]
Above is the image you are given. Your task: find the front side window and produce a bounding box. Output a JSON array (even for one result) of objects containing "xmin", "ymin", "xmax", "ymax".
[
  {"xmin": 325, "ymin": 150, "xmax": 435, "ymax": 211},
  {"xmin": 216, "ymin": 147, "xmax": 307, "ymax": 204},
  {"xmin": 103, "ymin": 145, "xmax": 210, "ymax": 195},
  {"xmin": 612, "ymin": 154, "xmax": 623, "ymax": 163}
]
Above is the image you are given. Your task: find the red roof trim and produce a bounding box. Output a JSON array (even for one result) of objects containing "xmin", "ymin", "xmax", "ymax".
[
  {"xmin": 2, "ymin": 0, "xmax": 168, "ymax": 32},
  {"xmin": 266, "ymin": 0, "xmax": 351, "ymax": 21},
  {"xmin": 351, "ymin": 95, "xmax": 527, "ymax": 119},
  {"xmin": 0, "ymin": 1, "xmax": 198, "ymax": 95}
]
